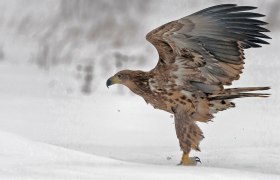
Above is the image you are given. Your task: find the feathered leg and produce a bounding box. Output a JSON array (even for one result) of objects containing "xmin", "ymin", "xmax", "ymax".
[{"xmin": 172, "ymin": 105, "xmax": 204, "ymax": 166}]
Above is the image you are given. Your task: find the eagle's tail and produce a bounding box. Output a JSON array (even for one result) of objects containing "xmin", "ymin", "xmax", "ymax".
[
  {"xmin": 208, "ymin": 86, "xmax": 270, "ymax": 101},
  {"xmin": 208, "ymin": 86, "xmax": 270, "ymax": 114}
]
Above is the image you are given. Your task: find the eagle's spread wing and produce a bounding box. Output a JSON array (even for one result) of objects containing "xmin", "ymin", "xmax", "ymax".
[
  {"xmin": 172, "ymin": 105, "xmax": 204, "ymax": 153},
  {"xmin": 146, "ymin": 4, "xmax": 270, "ymax": 91}
]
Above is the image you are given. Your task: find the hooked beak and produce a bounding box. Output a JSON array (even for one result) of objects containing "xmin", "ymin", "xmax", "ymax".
[
  {"xmin": 106, "ymin": 78, "xmax": 112, "ymax": 88},
  {"xmin": 106, "ymin": 76, "xmax": 120, "ymax": 88}
]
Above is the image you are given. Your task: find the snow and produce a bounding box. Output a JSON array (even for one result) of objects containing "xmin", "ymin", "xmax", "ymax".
[
  {"xmin": 0, "ymin": 130, "xmax": 279, "ymax": 180},
  {"xmin": 0, "ymin": 0, "xmax": 280, "ymax": 179}
]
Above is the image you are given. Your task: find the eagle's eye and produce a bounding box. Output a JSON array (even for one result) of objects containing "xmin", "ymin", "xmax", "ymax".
[{"xmin": 117, "ymin": 74, "xmax": 123, "ymax": 79}]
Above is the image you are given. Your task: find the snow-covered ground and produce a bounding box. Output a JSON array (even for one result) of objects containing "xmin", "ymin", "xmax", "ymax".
[
  {"xmin": 0, "ymin": 130, "xmax": 279, "ymax": 180},
  {"xmin": 0, "ymin": 0, "xmax": 280, "ymax": 179}
]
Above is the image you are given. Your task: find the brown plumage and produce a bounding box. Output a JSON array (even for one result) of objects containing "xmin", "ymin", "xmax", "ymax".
[{"xmin": 106, "ymin": 4, "xmax": 271, "ymax": 166}]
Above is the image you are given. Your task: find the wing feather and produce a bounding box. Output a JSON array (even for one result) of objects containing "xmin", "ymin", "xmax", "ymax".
[{"xmin": 147, "ymin": 4, "xmax": 270, "ymax": 90}]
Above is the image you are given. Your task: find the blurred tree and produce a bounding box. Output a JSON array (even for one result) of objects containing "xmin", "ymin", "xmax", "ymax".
[{"xmin": 81, "ymin": 63, "xmax": 94, "ymax": 95}]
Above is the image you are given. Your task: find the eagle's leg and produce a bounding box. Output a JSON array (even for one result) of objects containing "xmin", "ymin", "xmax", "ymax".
[
  {"xmin": 178, "ymin": 151, "xmax": 201, "ymax": 166},
  {"xmin": 172, "ymin": 105, "xmax": 203, "ymax": 166}
]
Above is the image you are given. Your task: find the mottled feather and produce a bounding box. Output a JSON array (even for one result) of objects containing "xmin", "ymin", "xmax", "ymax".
[{"xmin": 172, "ymin": 105, "xmax": 204, "ymax": 153}]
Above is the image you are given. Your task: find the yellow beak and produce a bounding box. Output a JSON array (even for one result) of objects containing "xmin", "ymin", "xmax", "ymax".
[{"xmin": 106, "ymin": 76, "xmax": 121, "ymax": 88}]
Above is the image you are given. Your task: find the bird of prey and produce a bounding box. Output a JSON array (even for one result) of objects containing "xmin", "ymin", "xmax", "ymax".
[{"xmin": 106, "ymin": 4, "xmax": 270, "ymax": 166}]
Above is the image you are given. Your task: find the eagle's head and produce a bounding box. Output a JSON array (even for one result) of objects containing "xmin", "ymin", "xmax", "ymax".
[
  {"xmin": 106, "ymin": 70, "xmax": 131, "ymax": 87},
  {"xmin": 106, "ymin": 70, "xmax": 148, "ymax": 90}
]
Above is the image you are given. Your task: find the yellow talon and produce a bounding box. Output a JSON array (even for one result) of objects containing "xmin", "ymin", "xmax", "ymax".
[{"xmin": 179, "ymin": 152, "xmax": 201, "ymax": 166}]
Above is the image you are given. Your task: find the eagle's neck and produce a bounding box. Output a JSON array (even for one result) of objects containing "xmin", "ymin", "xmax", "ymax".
[{"xmin": 125, "ymin": 71, "xmax": 152, "ymax": 96}]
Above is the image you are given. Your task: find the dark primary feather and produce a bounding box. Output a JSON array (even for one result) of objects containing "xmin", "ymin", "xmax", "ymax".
[
  {"xmin": 226, "ymin": 25, "xmax": 270, "ymax": 32},
  {"xmin": 223, "ymin": 18, "xmax": 268, "ymax": 25},
  {"xmin": 191, "ymin": 4, "xmax": 237, "ymax": 16},
  {"xmin": 206, "ymin": 6, "xmax": 258, "ymax": 15},
  {"xmin": 215, "ymin": 12, "xmax": 265, "ymax": 18}
]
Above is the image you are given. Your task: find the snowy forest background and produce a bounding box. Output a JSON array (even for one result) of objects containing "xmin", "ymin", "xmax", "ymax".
[{"xmin": 0, "ymin": 0, "xmax": 280, "ymax": 179}]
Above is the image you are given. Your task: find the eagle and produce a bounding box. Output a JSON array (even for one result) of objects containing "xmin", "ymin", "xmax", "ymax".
[{"xmin": 106, "ymin": 4, "xmax": 270, "ymax": 166}]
